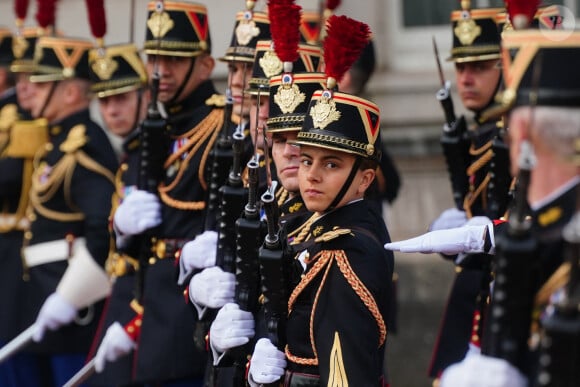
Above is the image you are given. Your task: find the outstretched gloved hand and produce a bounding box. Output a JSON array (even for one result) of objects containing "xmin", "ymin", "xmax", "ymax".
[
  {"xmin": 440, "ymin": 354, "xmax": 528, "ymax": 387},
  {"xmin": 210, "ymin": 303, "xmax": 255, "ymax": 361},
  {"xmin": 248, "ymin": 338, "xmax": 287, "ymax": 387},
  {"xmin": 384, "ymin": 221, "xmax": 494, "ymax": 256},
  {"xmin": 189, "ymin": 267, "xmax": 235, "ymax": 309},
  {"xmin": 33, "ymin": 293, "xmax": 77, "ymax": 342},
  {"xmin": 429, "ymin": 207, "xmax": 468, "ymax": 231},
  {"xmin": 94, "ymin": 322, "xmax": 136, "ymax": 373},
  {"xmin": 114, "ymin": 190, "xmax": 161, "ymax": 237},
  {"xmin": 177, "ymin": 230, "xmax": 218, "ymax": 285}
]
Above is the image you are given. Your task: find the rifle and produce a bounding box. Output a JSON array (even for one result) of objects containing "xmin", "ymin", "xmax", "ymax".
[
  {"xmin": 481, "ymin": 140, "xmax": 538, "ymax": 372},
  {"xmin": 203, "ymin": 88, "xmax": 235, "ymax": 232},
  {"xmin": 534, "ymin": 207, "xmax": 580, "ymax": 387},
  {"xmin": 258, "ymin": 180, "xmax": 290, "ymax": 386},
  {"xmin": 134, "ymin": 51, "xmax": 168, "ymax": 304},
  {"xmin": 433, "ymin": 37, "xmax": 470, "ymax": 210},
  {"xmin": 210, "ymin": 153, "xmax": 264, "ymax": 387},
  {"xmin": 486, "ymin": 130, "xmax": 512, "ymax": 220}
]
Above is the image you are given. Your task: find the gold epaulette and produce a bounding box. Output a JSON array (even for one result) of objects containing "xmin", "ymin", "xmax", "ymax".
[
  {"xmin": 313, "ymin": 228, "xmax": 352, "ymax": 243},
  {"xmin": 205, "ymin": 94, "xmax": 226, "ymax": 107},
  {"xmin": 0, "ymin": 104, "xmax": 19, "ymax": 154},
  {"xmin": 4, "ymin": 119, "xmax": 49, "ymax": 158},
  {"xmin": 60, "ymin": 125, "xmax": 88, "ymax": 153},
  {"xmin": 0, "ymin": 104, "xmax": 18, "ymax": 132},
  {"xmin": 30, "ymin": 125, "xmax": 115, "ymax": 222}
]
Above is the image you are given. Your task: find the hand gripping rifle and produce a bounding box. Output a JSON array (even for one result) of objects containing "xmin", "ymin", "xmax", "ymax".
[
  {"xmin": 259, "ymin": 180, "xmax": 291, "ymax": 386},
  {"xmin": 481, "ymin": 140, "xmax": 538, "ymax": 372},
  {"xmin": 534, "ymin": 207, "xmax": 580, "ymax": 387},
  {"xmin": 433, "ymin": 37, "xmax": 470, "ymax": 210}
]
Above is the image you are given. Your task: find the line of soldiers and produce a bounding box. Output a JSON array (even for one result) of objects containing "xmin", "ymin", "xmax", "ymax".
[
  {"xmin": 386, "ymin": 1, "xmax": 580, "ymax": 387},
  {"xmin": 0, "ymin": 0, "xmax": 401, "ymax": 386}
]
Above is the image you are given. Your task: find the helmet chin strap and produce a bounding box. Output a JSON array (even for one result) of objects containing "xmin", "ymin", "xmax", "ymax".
[
  {"xmin": 38, "ymin": 81, "xmax": 59, "ymax": 120},
  {"xmin": 132, "ymin": 88, "xmax": 144, "ymax": 130},
  {"xmin": 167, "ymin": 56, "xmax": 196, "ymax": 107},
  {"xmin": 324, "ymin": 156, "xmax": 362, "ymax": 213}
]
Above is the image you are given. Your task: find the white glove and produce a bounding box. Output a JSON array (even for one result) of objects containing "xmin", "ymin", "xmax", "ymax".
[
  {"xmin": 429, "ymin": 208, "xmax": 468, "ymax": 231},
  {"xmin": 440, "ymin": 354, "xmax": 528, "ymax": 387},
  {"xmin": 189, "ymin": 267, "xmax": 235, "ymax": 309},
  {"xmin": 455, "ymin": 216, "xmax": 494, "ymax": 264},
  {"xmin": 113, "ymin": 190, "xmax": 161, "ymax": 236},
  {"xmin": 94, "ymin": 322, "xmax": 136, "ymax": 373},
  {"xmin": 210, "ymin": 303, "xmax": 255, "ymax": 363},
  {"xmin": 384, "ymin": 222, "xmax": 494, "ymax": 255},
  {"xmin": 33, "ymin": 293, "xmax": 77, "ymax": 342},
  {"xmin": 177, "ymin": 230, "xmax": 218, "ymax": 285},
  {"xmin": 248, "ymin": 338, "xmax": 286, "ymax": 386}
]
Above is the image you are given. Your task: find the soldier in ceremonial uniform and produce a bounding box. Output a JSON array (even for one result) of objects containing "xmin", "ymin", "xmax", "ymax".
[
  {"xmin": 89, "ymin": 43, "xmax": 149, "ymax": 158},
  {"xmin": 0, "ymin": 25, "xmax": 48, "ymax": 387},
  {"xmin": 0, "ymin": 28, "xmax": 16, "ymax": 109},
  {"xmin": 176, "ymin": 0, "xmax": 272, "ymax": 321},
  {"xmin": 84, "ymin": 43, "xmax": 150, "ymax": 387},
  {"xmin": 92, "ymin": 1, "xmax": 225, "ymax": 385},
  {"xmin": 206, "ymin": 1, "xmax": 327, "ymax": 365},
  {"xmin": 425, "ymin": 3, "xmax": 513, "ymax": 380},
  {"xmin": 19, "ymin": 34, "xmax": 118, "ymax": 386},
  {"xmin": 386, "ymin": 23, "xmax": 580, "ymax": 387},
  {"xmin": 247, "ymin": 15, "xmax": 393, "ymax": 387}
]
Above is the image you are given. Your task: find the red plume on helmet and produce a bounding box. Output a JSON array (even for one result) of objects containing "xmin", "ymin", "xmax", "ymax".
[
  {"xmin": 323, "ymin": 15, "xmax": 370, "ymax": 89},
  {"xmin": 268, "ymin": 0, "xmax": 302, "ymax": 72},
  {"xmin": 15, "ymin": 0, "xmax": 30, "ymax": 27},
  {"xmin": 35, "ymin": 0, "xmax": 57, "ymax": 31},
  {"xmin": 506, "ymin": 0, "xmax": 540, "ymax": 29},
  {"xmin": 86, "ymin": 0, "xmax": 106, "ymax": 46},
  {"xmin": 325, "ymin": 0, "xmax": 341, "ymax": 12}
]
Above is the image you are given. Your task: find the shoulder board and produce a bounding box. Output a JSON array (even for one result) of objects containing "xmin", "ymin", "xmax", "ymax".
[
  {"xmin": 205, "ymin": 94, "xmax": 226, "ymax": 108},
  {"xmin": 59, "ymin": 124, "xmax": 88, "ymax": 153},
  {"xmin": 314, "ymin": 228, "xmax": 352, "ymax": 243},
  {"xmin": 0, "ymin": 104, "xmax": 19, "ymax": 132}
]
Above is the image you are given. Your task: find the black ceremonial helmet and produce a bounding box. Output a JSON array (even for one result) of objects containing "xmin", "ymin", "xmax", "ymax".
[
  {"xmin": 447, "ymin": 1, "xmax": 502, "ymax": 63},
  {"xmin": 29, "ymin": 36, "xmax": 93, "ymax": 82},
  {"xmin": 144, "ymin": 0, "xmax": 211, "ymax": 57},
  {"xmin": 89, "ymin": 43, "xmax": 148, "ymax": 98},
  {"xmin": 219, "ymin": 9, "xmax": 270, "ymax": 63},
  {"xmin": 0, "ymin": 27, "xmax": 14, "ymax": 67},
  {"xmin": 490, "ymin": 30, "xmax": 580, "ymax": 116},
  {"xmin": 11, "ymin": 27, "xmax": 43, "ymax": 73},
  {"xmin": 246, "ymin": 40, "xmax": 322, "ymax": 96},
  {"xmin": 267, "ymin": 72, "xmax": 326, "ymax": 133}
]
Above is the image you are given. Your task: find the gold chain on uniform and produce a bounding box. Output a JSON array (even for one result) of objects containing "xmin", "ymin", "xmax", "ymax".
[
  {"xmin": 286, "ymin": 248, "xmax": 387, "ymax": 366},
  {"xmin": 463, "ymin": 140, "xmax": 494, "ymax": 218},
  {"xmin": 158, "ymin": 109, "xmax": 222, "ymax": 210}
]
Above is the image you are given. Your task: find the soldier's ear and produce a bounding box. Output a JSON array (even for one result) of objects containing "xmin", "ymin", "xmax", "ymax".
[
  {"xmin": 195, "ymin": 54, "xmax": 215, "ymax": 81},
  {"xmin": 357, "ymin": 167, "xmax": 376, "ymax": 195}
]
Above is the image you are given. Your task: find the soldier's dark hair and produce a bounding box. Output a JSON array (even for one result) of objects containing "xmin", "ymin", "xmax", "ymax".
[{"xmin": 359, "ymin": 157, "xmax": 379, "ymax": 171}]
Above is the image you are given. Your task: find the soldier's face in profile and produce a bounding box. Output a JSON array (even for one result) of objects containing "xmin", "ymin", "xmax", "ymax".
[
  {"xmin": 146, "ymin": 53, "xmax": 214, "ymax": 103},
  {"xmin": 272, "ymin": 131, "xmax": 300, "ymax": 194},
  {"xmin": 455, "ymin": 59, "xmax": 501, "ymax": 112},
  {"xmin": 298, "ymin": 145, "xmax": 374, "ymax": 213},
  {"xmin": 15, "ymin": 73, "xmax": 36, "ymax": 111},
  {"xmin": 28, "ymin": 81, "xmax": 57, "ymax": 120},
  {"xmin": 249, "ymin": 94, "xmax": 271, "ymax": 150},
  {"xmin": 99, "ymin": 90, "xmax": 144, "ymax": 138},
  {"xmin": 228, "ymin": 61, "xmax": 253, "ymax": 118}
]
